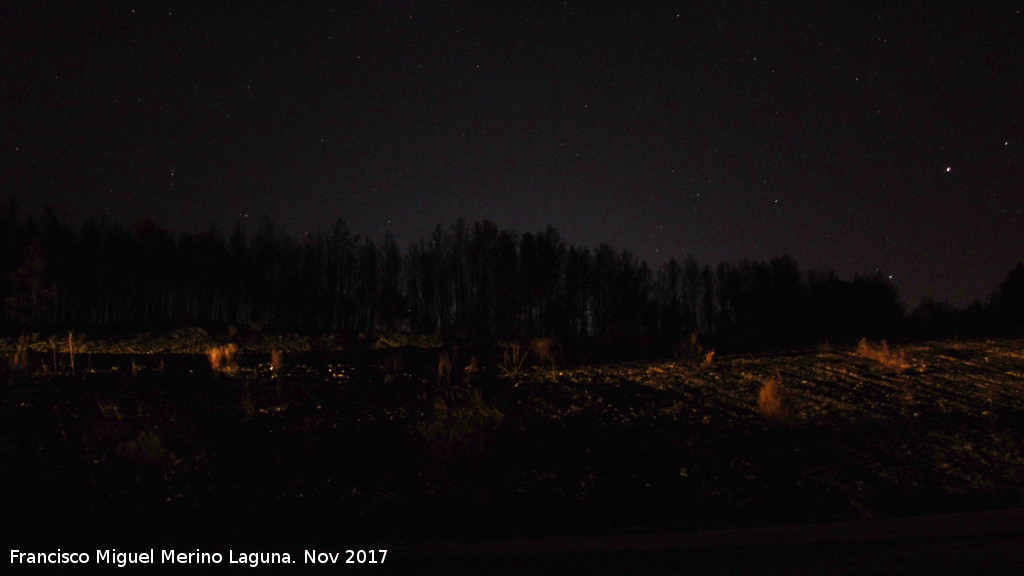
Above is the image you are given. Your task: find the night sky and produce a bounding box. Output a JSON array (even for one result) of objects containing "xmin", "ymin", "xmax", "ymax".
[{"xmin": 2, "ymin": 2, "xmax": 1022, "ymax": 307}]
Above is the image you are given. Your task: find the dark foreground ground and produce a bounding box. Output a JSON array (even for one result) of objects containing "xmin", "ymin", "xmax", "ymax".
[
  {"xmin": 396, "ymin": 506, "xmax": 1024, "ymax": 575},
  {"xmin": 3, "ymin": 336, "xmax": 1024, "ymax": 572}
]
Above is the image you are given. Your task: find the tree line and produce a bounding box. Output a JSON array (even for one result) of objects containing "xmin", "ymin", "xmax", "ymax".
[{"xmin": 2, "ymin": 203, "xmax": 1021, "ymax": 348}]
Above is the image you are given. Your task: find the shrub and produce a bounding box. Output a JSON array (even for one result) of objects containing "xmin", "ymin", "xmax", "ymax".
[{"xmin": 758, "ymin": 375, "xmax": 794, "ymax": 426}]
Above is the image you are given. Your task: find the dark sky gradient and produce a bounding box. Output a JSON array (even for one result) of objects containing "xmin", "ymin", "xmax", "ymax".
[{"xmin": 2, "ymin": 2, "xmax": 1022, "ymax": 306}]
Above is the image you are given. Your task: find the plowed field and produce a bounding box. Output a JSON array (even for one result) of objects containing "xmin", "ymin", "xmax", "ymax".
[{"xmin": 3, "ymin": 338, "xmax": 1023, "ymax": 549}]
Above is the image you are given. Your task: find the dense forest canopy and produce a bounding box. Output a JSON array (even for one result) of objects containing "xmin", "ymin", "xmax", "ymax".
[{"xmin": 1, "ymin": 202, "xmax": 1020, "ymax": 346}]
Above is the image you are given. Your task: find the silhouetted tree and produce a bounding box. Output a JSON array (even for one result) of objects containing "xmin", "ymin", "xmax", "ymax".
[
  {"xmin": 992, "ymin": 263, "xmax": 1024, "ymax": 336},
  {"xmin": 0, "ymin": 207, "xmax": 938, "ymax": 349},
  {"xmin": 6, "ymin": 239, "xmax": 57, "ymax": 328}
]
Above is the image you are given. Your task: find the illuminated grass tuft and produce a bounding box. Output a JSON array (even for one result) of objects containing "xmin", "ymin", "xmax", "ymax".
[
  {"xmin": 270, "ymin": 349, "xmax": 284, "ymax": 372},
  {"xmin": 856, "ymin": 338, "xmax": 910, "ymax": 373},
  {"xmin": 208, "ymin": 343, "xmax": 239, "ymax": 374},
  {"xmin": 758, "ymin": 374, "xmax": 794, "ymax": 426}
]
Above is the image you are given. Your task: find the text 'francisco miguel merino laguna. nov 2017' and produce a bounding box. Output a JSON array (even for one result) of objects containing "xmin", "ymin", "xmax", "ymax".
[{"xmin": 10, "ymin": 548, "xmax": 388, "ymax": 567}]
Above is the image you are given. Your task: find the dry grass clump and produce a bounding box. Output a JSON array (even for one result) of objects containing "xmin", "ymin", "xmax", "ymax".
[
  {"xmin": 120, "ymin": 430, "xmax": 174, "ymax": 469},
  {"xmin": 208, "ymin": 343, "xmax": 239, "ymax": 374},
  {"xmin": 270, "ymin": 349, "xmax": 284, "ymax": 372},
  {"xmin": 435, "ymin": 348, "xmax": 480, "ymax": 404},
  {"xmin": 437, "ymin": 349, "xmax": 454, "ymax": 387},
  {"xmin": 531, "ymin": 337, "xmax": 557, "ymax": 368},
  {"xmin": 421, "ymin": 348, "xmax": 503, "ymax": 479},
  {"xmin": 856, "ymin": 338, "xmax": 910, "ymax": 372},
  {"xmin": 758, "ymin": 375, "xmax": 794, "ymax": 426},
  {"xmin": 416, "ymin": 389, "xmax": 504, "ymax": 474},
  {"xmin": 674, "ymin": 331, "xmax": 712, "ymax": 364},
  {"xmin": 498, "ymin": 340, "xmax": 528, "ymax": 377},
  {"xmin": 7, "ymin": 333, "xmax": 33, "ymax": 372},
  {"xmin": 380, "ymin": 351, "xmax": 404, "ymax": 383}
]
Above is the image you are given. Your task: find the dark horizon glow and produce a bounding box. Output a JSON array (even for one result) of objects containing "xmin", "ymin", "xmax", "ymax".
[{"xmin": 2, "ymin": 3, "xmax": 1022, "ymax": 307}]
